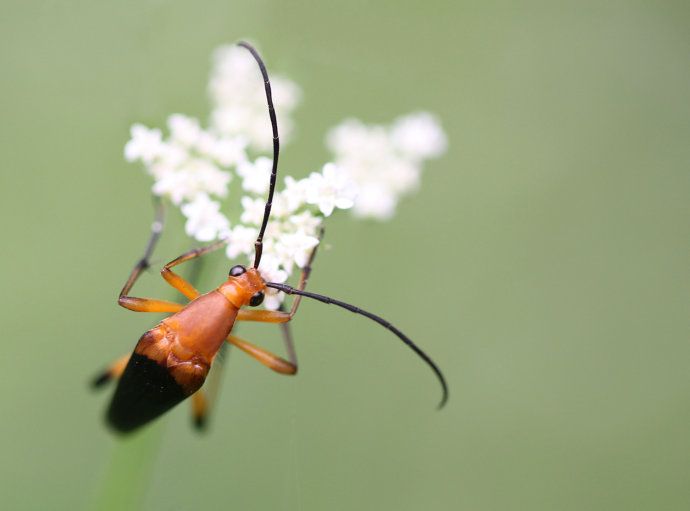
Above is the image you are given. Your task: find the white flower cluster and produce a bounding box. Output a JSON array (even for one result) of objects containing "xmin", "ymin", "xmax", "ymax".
[
  {"xmin": 327, "ymin": 112, "xmax": 447, "ymax": 220},
  {"xmin": 124, "ymin": 45, "xmax": 305, "ymax": 247},
  {"xmin": 126, "ymin": 114, "xmax": 354, "ymax": 308},
  {"xmin": 124, "ymin": 44, "xmax": 446, "ymax": 309},
  {"xmin": 225, "ymin": 161, "xmax": 356, "ymax": 309},
  {"xmin": 209, "ymin": 45, "xmax": 301, "ymax": 152},
  {"xmin": 124, "ymin": 114, "xmax": 244, "ymax": 242}
]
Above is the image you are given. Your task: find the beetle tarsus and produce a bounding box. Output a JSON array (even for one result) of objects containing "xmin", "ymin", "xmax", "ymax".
[
  {"xmin": 193, "ymin": 414, "xmax": 207, "ymax": 431},
  {"xmin": 91, "ymin": 371, "xmax": 111, "ymax": 389}
]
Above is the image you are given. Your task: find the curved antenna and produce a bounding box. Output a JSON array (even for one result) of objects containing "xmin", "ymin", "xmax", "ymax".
[
  {"xmin": 237, "ymin": 41, "xmax": 279, "ymax": 268},
  {"xmin": 266, "ymin": 282, "xmax": 449, "ymax": 409}
]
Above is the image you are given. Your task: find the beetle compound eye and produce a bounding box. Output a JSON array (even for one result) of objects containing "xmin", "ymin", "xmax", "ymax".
[
  {"xmin": 249, "ymin": 291, "xmax": 264, "ymax": 307},
  {"xmin": 229, "ymin": 265, "xmax": 246, "ymax": 277}
]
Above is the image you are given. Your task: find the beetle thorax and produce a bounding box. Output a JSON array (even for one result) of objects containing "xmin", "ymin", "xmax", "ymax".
[{"xmin": 217, "ymin": 268, "xmax": 266, "ymax": 308}]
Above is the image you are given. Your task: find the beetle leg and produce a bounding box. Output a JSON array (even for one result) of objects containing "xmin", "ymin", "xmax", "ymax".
[
  {"xmin": 278, "ymin": 311, "xmax": 298, "ymax": 370},
  {"xmin": 283, "ymin": 226, "xmax": 323, "ymax": 317},
  {"xmin": 236, "ymin": 309, "xmax": 291, "ymax": 322},
  {"xmin": 190, "ymin": 331, "xmax": 299, "ymax": 431},
  {"xmin": 272, "ymin": 228, "xmax": 322, "ymax": 369},
  {"xmin": 117, "ymin": 198, "xmax": 184, "ymax": 313},
  {"xmin": 190, "ymin": 391, "xmax": 209, "ymax": 429},
  {"xmin": 91, "ymin": 353, "xmax": 130, "ymax": 388},
  {"xmin": 226, "ymin": 334, "xmax": 297, "ymax": 375},
  {"xmin": 118, "ymin": 297, "xmax": 184, "ymax": 313},
  {"xmin": 160, "ymin": 239, "xmax": 227, "ymax": 300}
]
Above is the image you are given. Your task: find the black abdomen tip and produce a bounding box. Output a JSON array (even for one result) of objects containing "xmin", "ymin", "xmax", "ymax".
[
  {"xmin": 91, "ymin": 371, "xmax": 111, "ymax": 389},
  {"xmin": 193, "ymin": 414, "xmax": 207, "ymax": 432},
  {"xmin": 107, "ymin": 353, "xmax": 187, "ymax": 434}
]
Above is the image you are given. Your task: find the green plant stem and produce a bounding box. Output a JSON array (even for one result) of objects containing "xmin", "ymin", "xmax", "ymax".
[{"xmin": 92, "ymin": 423, "xmax": 163, "ymax": 511}]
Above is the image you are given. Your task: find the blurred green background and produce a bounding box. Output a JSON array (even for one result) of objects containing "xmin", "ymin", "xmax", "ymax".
[{"xmin": 1, "ymin": 1, "xmax": 688, "ymax": 510}]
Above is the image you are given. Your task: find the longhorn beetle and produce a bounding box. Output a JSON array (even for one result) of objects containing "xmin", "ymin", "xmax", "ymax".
[{"xmin": 93, "ymin": 42, "xmax": 448, "ymax": 434}]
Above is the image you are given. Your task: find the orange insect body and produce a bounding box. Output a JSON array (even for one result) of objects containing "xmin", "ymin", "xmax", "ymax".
[
  {"xmin": 137, "ymin": 270, "xmax": 265, "ymax": 392},
  {"xmin": 107, "ymin": 269, "xmax": 269, "ymax": 432}
]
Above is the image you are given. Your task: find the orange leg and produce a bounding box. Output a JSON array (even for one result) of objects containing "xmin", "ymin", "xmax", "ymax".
[
  {"xmin": 118, "ymin": 297, "xmax": 184, "ymax": 313},
  {"xmin": 191, "ymin": 391, "xmax": 209, "ymax": 429},
  {"xmin": 237, "ymin": 309, "xmax": 291, "ymax": 322},
  {"xmin": 91, "ymin": 353, "xmax": 130, "ymax": 388},
  {"xmin": 278, "ymin": 308, "xmax": 298, "ymax": 372},
  {"xmin": 227, "ymin": 334, "xmax": 297, "ymax": 375},
  {"xmin": 160, "ymin": 239, "xmax": 227, "ymax": 300}
]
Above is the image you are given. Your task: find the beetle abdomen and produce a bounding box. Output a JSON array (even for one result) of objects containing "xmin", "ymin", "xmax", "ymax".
[
  {"xmin": 106, "ymin": 326, "xmax": 211, "ymax": 433},
  {"xmin": 107, "ymin": 352, "xmax": 189, "ymax": 433}
]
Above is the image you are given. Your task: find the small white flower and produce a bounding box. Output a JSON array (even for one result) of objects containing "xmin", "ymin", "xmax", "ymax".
[
  {"xmin": 124, "ymin": 124, "xmax": 165, "ymax": 164},
  {"xmin": 288, "ymin": 210, "xmax": 322, "ymax": 237},
  {"xmin": 200, "ymin": 134, "xmax": 248, "ymax": 167},
  {"xmin": 209, "ymin": 45, "xmax": 301, "ymax": 151},
  {"xmin": 326, "ymin": 112, "xmax": 446, "ymax": 221},
  {"xmin": 225, "ymin": 224, "xmax": 258, "ymax": 260},
  {"xmin": 263, "ymin": 291, "xmax": 285, "ymax": 311},
  {"xmin": 168, "ymin": 114, "xmax": 201, "ymax": 148},
  {"xmin": 305, "ymin": 163, "xmax": 356, "ymax": 216},
  {"xmin": 237, "ymin": 157, "xmax": 272, "ymax": 195},
  {"xmin": 390, "ymin": 112, "xmax": 447, "ymax": 161},
  {"xmin": 327, "ymin": 119, "xmax": 392, "ymax": 158},
  {"xmin": 275, "ymin": 231, "xmax": 320, "ymax": 272},
  {"xmin": 258, "ymin": 254, "xmax": 288, "ymax": 284},
  {"xmin": 350, "ymin": 183, "xmax": 397, "ymax": 220},
  {"xmin": 193, "ymin": 159, "xmax": 232, "ymax": 198},
  {"xmin": 152, "ymin": 158, "xmax": 231, "ymax": 205},
  {"xmin": 269, "ymin": 191, "xmax": 293, "ymax": 219},
  {"xmin": 151, "ymin": 170, "xmax": 190, "ymax": 205},
  {"xmin": 264, "ymin": 220, "xmax": 286, "ymax": 244},
  {"xmin": 257, "ymin": 254, "xmax": 289, "ymax": 310},
  {"xmin": 147, "ymin": 143, "xmax": 187, "ymax": 180},
  {"xmin": 239, "ymin": 196, "xmax": 266, "ymax": 225},
  {"xmin": 181, "ymin": 193, "xmax": 230, "ymax": 242},
  {"xmin": 278, "ymin": 176, "xmax": 310, "ymax": 214}
]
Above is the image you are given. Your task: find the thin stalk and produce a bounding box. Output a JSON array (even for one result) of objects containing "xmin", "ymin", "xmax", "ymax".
[{"xmin": 92, "ymin": 424, "xmax": 163, "ymax": 511}]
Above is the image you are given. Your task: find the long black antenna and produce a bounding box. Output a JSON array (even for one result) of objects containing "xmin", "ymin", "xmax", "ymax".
[
  {"xmin": 237, "ymin": 41, "xmax": 279, "ymax": 268},
  {"xmin": 266, "ymin": 282, "xmax": 449, "ymax": 409}
]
